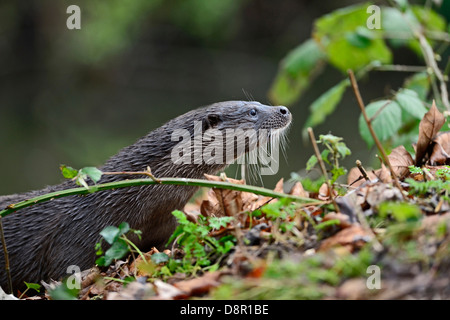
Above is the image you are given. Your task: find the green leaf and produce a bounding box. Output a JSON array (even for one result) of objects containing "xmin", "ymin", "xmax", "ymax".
[
  {"xmin": 330, "ymin": 166, "xmax": 347, "ymax": 183},
  {"xmin": 117, "ymin": 222, "xmax": 130, "ymax": 235},
  {"xmin": 345, "ymin": 27, "xmax": 373, "ymax": 48},
  {"xmin": 99, "ymin": 226, "xmax": 121, "ymax": 245},
  {"xmin": 411, "ymin": 5, "xmax": 446, "ymax": 32},
  {"xmin": 151, "ymin": 252, "xmax": 169, "ymax": 265},
  {"xmin": 336, "ymin": 142, "xmax": 351, "ymax": 158},
  {"xmin": 395, "ymin": 89, "xmax": 427, "ymax": 120},
  {"xmin": 306, "ymin": 155, "xmax": 318, "ymax": 171},
  {"xmin": 95, "ymin": 256, "xmax": 110, "ymax": 267},
  {"xmin": 104, "ymin": 238, "xmax": 129, "ymax": 261},
  {"xmin": 403, "ymin": 72, "xmax": 430, "ymax": 100},
  {"xmin": 314, "ymin": 3, "xmax": 392, "ymax": 72},
  {"xmin": 209, "ymin": 216, "xmax": 234, "ymax": 230},
  {"xmin": 408, "ymin": 165, "xmax": 423, "ymax": 175},
  {"xmin": 60, "ymin": 165, "xmax": 78, "ymax": 179},
  {"xmin": 283, "ymin": 39, "xmax": 327, "ymax": 77},
  {"xmin": 379, "ymin": 202, "xmax": 422, "ymax": 222},
  {"xmin": 321, "ymin": 149, "xmax": 331, "ymax": 165},
  {"xmin": 24, "ymin": 282, "xmax": 41, "ymax": 293},
  {"xmin": 269, "ymin": 39, "xmax": 326, "ymax": 105},
  {"xmin": 358, "ymin": 100, "xmax": 402, "ymax": 148},
  {"xmin": 303, "ymin": 80, "xmax": 349, "ymax": 132},
  {"xmin": 381, "ymin": 7, "xmax": 415, "ymax": 38},
  {"xmin": 75, "ymin": 176, "xmax": 89, "ymax": 189},
  {"xmin": 172, "ymin": 210, "xmax": 189, "ymax": 225},
  {"xmin": 49, "ymin": 282, "xmax": 79, "ymax": 300},
  {"xmin": 79, "ymin": 167, "xmax": 103, "ymax": 183}
]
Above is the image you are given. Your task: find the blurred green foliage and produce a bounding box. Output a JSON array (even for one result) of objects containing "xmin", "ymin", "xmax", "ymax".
[
  {"xmin": 269, "ymin": 1, "xmax": 449, "ymax": 152},
  {"xmin": 69, "ymin": 0, "xmax": 246, "ymax": 64}
]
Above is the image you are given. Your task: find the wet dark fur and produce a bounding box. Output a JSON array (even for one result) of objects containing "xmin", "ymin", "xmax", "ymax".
[{"xmin": 0, "ymin": 101, "xmax": 291, "ymax": 291}]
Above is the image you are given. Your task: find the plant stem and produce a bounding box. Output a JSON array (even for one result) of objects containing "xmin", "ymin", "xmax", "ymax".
[
  {"xmin": 0, "ymin": 177, "xmax": 322, "ymax": 218},
  {"xmin": 307, "ymin": 127, "xmax": 340, "ymax": 213},
  {"xmin": 348, "ymin": 69, "xmax": 407, "ymax": 201},
  {"xmin": 122, "ymin": 236, "xmax": 148, "ymax": 263},
  {"xmin": 355, "ymin": 160, "xmax": 370, "ymax": 182},
  {"xmin": 373, "ymin": 64, "xmax": 427, "ymax": 73}
]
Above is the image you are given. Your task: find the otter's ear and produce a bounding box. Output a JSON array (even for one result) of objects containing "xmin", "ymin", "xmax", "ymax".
[{"xmin": 204, "ymin": 113, "xmax": 222, "ymax": 130}]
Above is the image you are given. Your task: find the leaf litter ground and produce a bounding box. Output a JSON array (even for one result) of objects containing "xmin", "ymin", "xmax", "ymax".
[{"xmin": 27, "ymin": 102, "xmax": 450, "ymax": 300}]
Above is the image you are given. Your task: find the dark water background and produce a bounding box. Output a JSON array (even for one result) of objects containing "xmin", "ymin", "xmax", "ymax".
[{"xmin": 0, "ymin": 0, "xmax": 448, "ymax": 195}]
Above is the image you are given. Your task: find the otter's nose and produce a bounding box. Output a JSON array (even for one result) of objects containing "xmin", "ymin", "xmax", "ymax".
[{"xmin": 278, "ymin": 106, "xmax": 290, "ymax": 117}]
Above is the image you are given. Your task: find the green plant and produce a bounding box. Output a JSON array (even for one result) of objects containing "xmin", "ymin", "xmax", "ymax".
[
  {"xmin": 60, "ymin": 165, "xmax": 103, "ymax": 190},
  {"xmin": 270, "ymin": 1, "xmax": 449, "ymax": 149},
  {"xmin": 212, "ymin": 247, "xmax": 374, "ymax": 300},
  {"xmin": 306, "ymin": 134, "xmax": 351, "ymax": 183},
  {"xmin": 406, "ymin": 165, "xmax": 450, "ymax": 200},
  {"xmin": 163, "ymin": 211, "xmax": 236, "ymax": 275},
  {"xmin": 95, "ymin": 222, "xmax": 144, "ymax": 267},
  {"xmin": 18, "ymin": 282, "xmax": 41, "ymax": 299}
]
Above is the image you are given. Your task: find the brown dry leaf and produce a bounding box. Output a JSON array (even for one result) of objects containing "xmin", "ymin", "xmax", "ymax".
[
  {"xmin": 317, "ymin": 183, "xmax": 337, "ymax": 200},
  {"xmin": 289, "ymin": 181, "xmax": 309, "ymax": 197},
  {"xmin": 173, "ymin": 271, "xmax": 224, "ymax": 297},
  {"xmin": 153, "ymin": 279, "xmax": 186, "ymax": 300},
  {"xmin": 388, "ymin": 145, "xmax": 414, "ymax": 178},
  {"xmin": 273, "ymin": 178, "xmax": 284, "ymax": 193},
  {"xmin": 420, "ymin": 211, "xmax": 450, "ymax": 232},
  {"xmin": 318, "ymin": 225, "xmax": 372, "ymax": 252},
  {"xmin": 415, "ymin": 100, "xmax": 445, "ymax": 165},
  {"xmin": 347, "ymin": 167, "xmax": 378, "ymax": 187},
  {"xmin": 429, "ymin": 131, "xmax": 450, "ymax": 165},
  {"xmin": 365, "ymin": 182, "xmax": 403, "ymax": 208},
  {"xmin": 107, "ymin": 281, "xmax": 155, "ymax": 300},
  {"xmin": 204, "ymin": 174, "xmax": 259, "ymax": 216},
  {"xmin": 373, "ymin": 163, "xmax": 392, "ymax": 183},
  {"xmin": 337, "ymin": 278, "xmax": 375, "ymax": 299},
  {"xmin": 322, "ymin": 212, "xmax": 352, "ymax": 229},
  {"xmin": 128, "ymin": 247, "xmax": 162, "ymax": 277},
  {"xmin": 245, "ymin": 260, "xmax": 267, "ymax": 278},
  {"xmin": 200, "ymin": 188, "xmax": 221, "ymax": 216}
]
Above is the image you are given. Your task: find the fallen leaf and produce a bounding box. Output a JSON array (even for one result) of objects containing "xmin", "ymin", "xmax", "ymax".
[
  {"xmin": 318, "ymin": 183, "xmax": 338, "ymax": 200},
  {"xmin": 204, "ymin": 174, "xmax": 256, "ymax": 216},
  {"xmin": 319, "ymin": 225, "xmax": 372, "ymax": 252},
  {"xmin": 373, "ymin": 163, "xmax": 392, "ymax": 183},
  {"xmin": 415, "ymin": 101, "xmax": 445, "ymax": 165},
  {"xmin": 173, "ymin": 271, "xmax": 224, "ymax": 297},
  {"xmin": 429, "ymin": 131, "xmax": 450, "ymax": 165},
  {"xmin": 347, "ymin": 167, "xmax": 378, "ymax": 187},
  {"xmin": 107, "ymin": 281, "xmax": 155, "ymax": 300},
  {"xmin": 153, "ymin": 279, "xmax": 186, "ymax": 300},
  {"xmin": 337, "ymin": 278, "xmax": 374, "ymax": 299},
  {"xmin": 289, "ymin": 181, "xmax": 309, "ymax": 197},
  {"xmin": 388, "ymin": 145, "xmax": 414, "ymax": 178},
  {"xmin": 273, "ymin": 178, "xmax": 284, "ymax": 193},
  {"xmin": 322, "ymin": 212, "xmax": 352, "ymax": 229},
  {"xmin": 200, "ymin": 189, "xmax": 221, "ymax": 217},
  {"xmin": 365, "ymin": 183, "xmax": 404, "ymax": 208}
]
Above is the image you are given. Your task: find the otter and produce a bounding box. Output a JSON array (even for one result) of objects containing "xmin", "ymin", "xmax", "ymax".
[{"xmin": 0, "ymin": 101, "xmax": 291, "ymax": 292}]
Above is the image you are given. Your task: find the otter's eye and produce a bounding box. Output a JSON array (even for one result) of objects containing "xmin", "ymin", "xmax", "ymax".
[{"xmin": 249, "ymin": 109, "xmax": 257, "ymax": 117}]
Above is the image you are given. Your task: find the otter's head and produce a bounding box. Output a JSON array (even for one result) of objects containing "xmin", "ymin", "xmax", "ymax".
[
  {"xmin": 168, "ymin": 101, "xmax": 292, "ymax": 177},
  {"xmin": 203, "ymin": 101, "xmax": 291, "ymax": 133}
]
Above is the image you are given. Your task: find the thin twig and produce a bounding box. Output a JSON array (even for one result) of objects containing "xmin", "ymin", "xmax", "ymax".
[
  {"xmin": 102, "ymin": 166, "xmax": 160, "ymax": 183},
  {"xmin": 347, "ymin": 69, "xmax": 407, "ymax": 201},
  {"xmin": 0, "ymin": 217, "xmax": 12, "ymax": 294},
  {"xmin": 307, "ymin": 127, "xmax": 340, "ymax": 213},
  {"xmin": 356, "ymin": 160, "xmax": 370, "ymax": 181},
  {"xmin": 373, "ymin": 64, "xmax": 427, "ymax": 73},
  {"xmin": 417, "ymin": 33, "xmax": 450, "ymax": 110}
]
